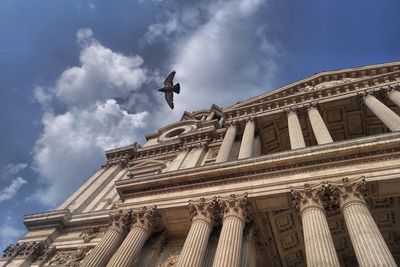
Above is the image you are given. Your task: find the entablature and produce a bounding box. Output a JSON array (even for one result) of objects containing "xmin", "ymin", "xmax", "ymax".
[
  {"xmin": 224, "ymin": 70, "xmax": 400, "ymax": 121},
  {"xmin": 115, "ymin": 132, "xmax": 400, "ymax": 201}
]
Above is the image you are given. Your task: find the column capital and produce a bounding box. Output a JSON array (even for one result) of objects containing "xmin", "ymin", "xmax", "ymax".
[
  {"xmin": 291, "ymin": 183, "xmax": 327, "ymax": 214},
  {"xmin": 328, "ymin": 177, "xmax": 367, "ymax": 209},
  {"xmin": 244, "ymin": 115, "xmax": 255, "ymax": 122},
  {"xmin": 225, "ymin": 120, "xmax": 237, "ymax": 127},
  {"xmin": 305, "ymin": 102, "xmax": 320, "ymax": 110},
  {"xmin": 217, "ymin": 193, "xmax": 249, "ymax": 222},
  {"xmin": 109, "ymin": 209, "xmax": 131, "ymax": 233},
  {"xmin": 189, "ymin": 197, "xmax": 217, "ymax": 225},
  {"xmin": 131, "ymin": 206, "xmax": 161, "ymax": 235}
]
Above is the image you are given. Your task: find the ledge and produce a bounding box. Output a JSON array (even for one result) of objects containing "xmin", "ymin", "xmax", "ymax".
[
  {"xmin": 116, "ymin": 132, "xmax": 400, "ymax": 200},
  {"xmin": 23, "ymin": 209, "xmax": 72, "ymax": 230}
]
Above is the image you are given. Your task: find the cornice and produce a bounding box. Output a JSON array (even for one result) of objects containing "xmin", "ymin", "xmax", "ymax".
[
  {"xmin": 116, "ymin": 132, "xmax": 400, "ymax": 200},
  {"xmin": 223, "ymin": 72, "xmax": 400, "ymax": 121},
  {"xmin": 23, "ymin": 209, "xmax": 72, "ymax": 230},
  {"xmin": 228, "ymin": 61, "xmax": 400, "ymax": 109}
]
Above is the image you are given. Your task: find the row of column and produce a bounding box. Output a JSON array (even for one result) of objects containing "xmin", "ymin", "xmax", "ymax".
[
  {"xmin": 81, "ymin": 194, "xmax": 250, "ymax": 267},
  {"xmin": 81, "ymin": 206, "xmax": 160, "ymax": 267},
  {"xmin": 291, "ymin": 178, "xmax": 396, "ymax": 267},
  {"xmin": 216, "ymin": 90, "xmax": 400, "ymax": 163},
  {"xmin": 177, "ymin": 194, "xmax": 249, "ymax": 267}
]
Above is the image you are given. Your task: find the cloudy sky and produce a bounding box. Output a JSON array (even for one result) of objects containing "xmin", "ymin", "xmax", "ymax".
[{"xmin": 1, "ymin": 0, "xmax": 399, "ymax": 250}]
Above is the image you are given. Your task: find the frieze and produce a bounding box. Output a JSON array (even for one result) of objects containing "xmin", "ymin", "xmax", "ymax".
[
  {"xmin": 2, "ymin": 241, "xmax": 44, "ymax": 262},
  {"xmin": 43, "ymin": 247, "xmax": 93, "ymax": 266},
  {"xmin": 79, "ymin": 226, "xmax": 105, "ymax": 243},
  {"xmin": 119, "ymin": 146, "xmax": 400, "ymax": 198}
]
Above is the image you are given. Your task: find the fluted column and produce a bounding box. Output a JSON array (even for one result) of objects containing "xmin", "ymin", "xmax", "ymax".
[
  {"xmin": 106, "ymin": 206, "xmax": 159, "ymax": 267},
  {"xmin": 240, "ymin": 225, "xmax": 258, "ymax": 267},
  {"xmin": 364, "ymin": 93, "xmax": 400, "ymax": 131},
  {"xmin": 291, "ymin": 184, "xmax": 339, "ymax": 267},
  {"xmin": 212, "ymin": 193, "xmax": 248, "ymax": 267},
  {"xmin": 238, "ymin": 117, "xmax": 255, "ymax": 159},
  {"xmin": 81, "ymin": 210, "xmax": 129, "ymax": 267},
  {"xmin": 206, "ymin": 111, "xmax": 216, "ymax": 121},
  {"xmin": 287, "ymin": 109, "xmax": 306, "ymax": 149},
  {"xmin": 307, "ymin": 105, "xmax": 333, "ymax": 144},
  {"xmin": 331, "ymin": 178, "xmax": 396, "ymax": 267},
  {"xmin": 177, "ymin": 198, "xmax": 216, "ymax": 267},
  {"xmin": 215, "ymin": 122, "xmax": 237, "ymax": 163},
  {"xmin": 387, "ymin": 89, "xmax": 400, "ymax": 107}
]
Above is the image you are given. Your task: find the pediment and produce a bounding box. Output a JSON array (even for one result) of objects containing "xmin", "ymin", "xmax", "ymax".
[{"xmin": 229, "ymin": 61, "xmax": 400, "ymax": 109}]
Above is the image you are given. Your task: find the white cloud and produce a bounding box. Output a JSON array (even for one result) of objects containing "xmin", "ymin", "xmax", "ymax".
[
  {"xmin": 0, "ymin": 177, "xmax": 27, "ymax": 203},
  {"xmin": 0, "ymin": 163, "xmax": 28, "ymax": 179},
  {"xmin": 0, "ymin": 217, "xmax": 25, "ymax": 251},
  {"xmin": 33, "ymin": 30, "xmax": 152, "ymax": 206}
]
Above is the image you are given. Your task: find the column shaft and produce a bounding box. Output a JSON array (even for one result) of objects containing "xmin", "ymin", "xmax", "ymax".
[
  {"xmin": 106, "ymin": 226, "xmax": 148, "ymax": 267},
  {"xmin": 387, "ymin": 90, "xmax": 400, "ymax": 107},
  {"xmin": 287, "ymin": 111, "xmax": 306, "ymax": 149},
  {"xmin": 307, "ymin": 107, "xmax": 333, "ymax": 144},
  {"xmin": 177, "ymin": 220, "xmax": 212, "ymax": 267},
  {"xmin": 215, "ymin": 124, "xmax": 237, "ymax": 163},
  {"xmin": 302, "ymin": 206, "xmax": 340, "ymax": 267},
  {"xmin": 238, "ymin": 119, "xmax": 255, "ymax": 159},
  {"xmin": 364, "ymin": 94, "xmax": 400, "ymax": 131},
  {"xmin": 81, "ymin": 226, "xmax": 125, "ymax": 267},
  {"xmin": 212, "ymin": 216, "xmax": 244, "ymax": 267},
  {"xmin": 341, "ymin": 199, "xmax": 396, "ymax": 267}
]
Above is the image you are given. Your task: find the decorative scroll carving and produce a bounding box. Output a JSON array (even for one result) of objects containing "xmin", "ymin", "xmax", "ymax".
[
  {"xmin": 2, "ymin": 241, "xmax": 44, "ymax": 261},
  {"xmin": 291, "ymin": 183, "xmax": 328, "ymax": 213},
  {"xmin": 109, "ymin": 209, "xmax": 131, "ymax": 232},
  {"xmin": 131, "ymin": 206, "xmax": 162, "ymax": 234},
  {"xmin": 34, "ymin": 246, "xmax": 56, "ymax": 264},
  {"xmin": 80, "ymin": 226, "xmax": 105, "ymax": 243},
  {"xmin": 217, "ymin": 193, "xmax": 249, "ymax": 222},
  {"xmin": 46, "ymin": 247, "xmax": 92, "ymax": 266},
  {"xmin": 188, "ymin": 197, "xmax": 217, "ymax": 225},
  {"xmin": 162, "ymin": 254, "xmax": 179, "ymax": 267},
  {"xmin": 329, "ymin": 177, "xmax": 367, "ymax": 209}
]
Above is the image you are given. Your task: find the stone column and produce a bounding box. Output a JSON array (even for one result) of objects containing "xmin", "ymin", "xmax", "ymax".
[
  {"xmin": 177, "ymin": 198, "xmax": 216, "ymax": 267},
  {"xmin": 291, "ymin": 184, "xmax": 340, "ymax": 267},
  {"xmin": 387, "ymin": 89, "xmax": 400, "ymax": 107},
  {"xmin": 364, "ymin": 93, "xmax": 400, "ymax": 131},
  {"xmin": 238, "ymin": 117, "xmax": 255, "ymax": 159},
  {"xmin": 307, "ymin": 105, "xmax": 333, "ymax": 144},
  {"xmin": 215, "ymin": 122, "xmax": 237, "ymax": 163},
  {"xmin": 240, "ymin": 225, "xmax": 258, "ymax": 267},
  {"xmin": 287, "ymin": 109, "xmax": 306, "ymax": 149},
  {"xmin": 81, "ymin": 210, "xmax": 130, "ymax": 267},
  {"xmin": 206, "ymin": 111, "xmax": 216, "ymax": 121},
  {"xmin": 212, "ymin": 194, "xmax": 248, "ymax": 267},
  {"xmin": 331, "ymin": 178, "xmax": 396, "ymax": 267},
  {"xmin": 106, "ymin": 206, "xmax": 160, "ymax": 267}
]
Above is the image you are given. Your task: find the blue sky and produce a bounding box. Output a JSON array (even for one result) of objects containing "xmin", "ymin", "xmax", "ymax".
[{"xmin": 0, "ymin": 0, "xmax": 399, "ymax": 251}]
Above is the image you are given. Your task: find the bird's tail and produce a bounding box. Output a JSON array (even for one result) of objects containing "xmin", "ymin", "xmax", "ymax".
[{"xmin": 174, "ymin": 83, "xmax": 180, "ymax": 94}]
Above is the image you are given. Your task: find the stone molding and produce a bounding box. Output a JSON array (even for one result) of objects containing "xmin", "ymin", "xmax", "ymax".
[
  {"xmin": 217, "ymin": 193, "xmax": 249, "ymax": 223},
  {"xmin": 188, "ymin": 197, "xmax": 217, "ymax": 226}
]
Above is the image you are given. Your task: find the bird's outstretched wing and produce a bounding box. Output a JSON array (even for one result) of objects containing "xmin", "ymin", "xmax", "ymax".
[
  {"xmin": 164, "ymin": 71, "xmax": 176, "ymax": 87},
  {"xmin": 165, "ymin": 91, "xmax": 174, "ymax": 109}
]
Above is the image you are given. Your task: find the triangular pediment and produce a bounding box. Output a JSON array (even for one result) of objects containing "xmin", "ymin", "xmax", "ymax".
[{"xmin": 228, "ymin": 61, "xmax": 400, "ymax": 110}]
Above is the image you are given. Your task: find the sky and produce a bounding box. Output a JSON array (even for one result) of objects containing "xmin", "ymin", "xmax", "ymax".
[{"xmin": 0, "ymin": 0, "xmax": 399, "ymax": 251}]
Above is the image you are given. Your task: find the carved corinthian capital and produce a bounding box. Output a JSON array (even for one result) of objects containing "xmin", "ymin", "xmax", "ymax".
[
  {"xmin": 291, "ymin": 183, "xmax": 327, "ymax": 214},
  {"xmin": 109, "ymin": 209, "xmax": 131, "ymax": 233},
  {"xmin": 218, "ymin": 193, "xmax": 249, "ymax": 222},
  {"xmin": 131, "ymin": 206, "xmax": 161, "ymax": 235},
  {"xmin": 188, "ymin": 197, "xmax": 217, "ymax": 225},
  {"xmin": 329, "ymin": 177, "xmax": 367, "ymax": 209}
]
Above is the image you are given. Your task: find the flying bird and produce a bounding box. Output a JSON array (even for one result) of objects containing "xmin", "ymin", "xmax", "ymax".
[{"xmin": 158, "ymin": 71, "xmax": 180, "ymax": 109}]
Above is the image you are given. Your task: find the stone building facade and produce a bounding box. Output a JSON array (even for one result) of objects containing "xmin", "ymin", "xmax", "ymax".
[{"xmin": 2, "ymin": 61, "xmax": 400, "ymax": 266}]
